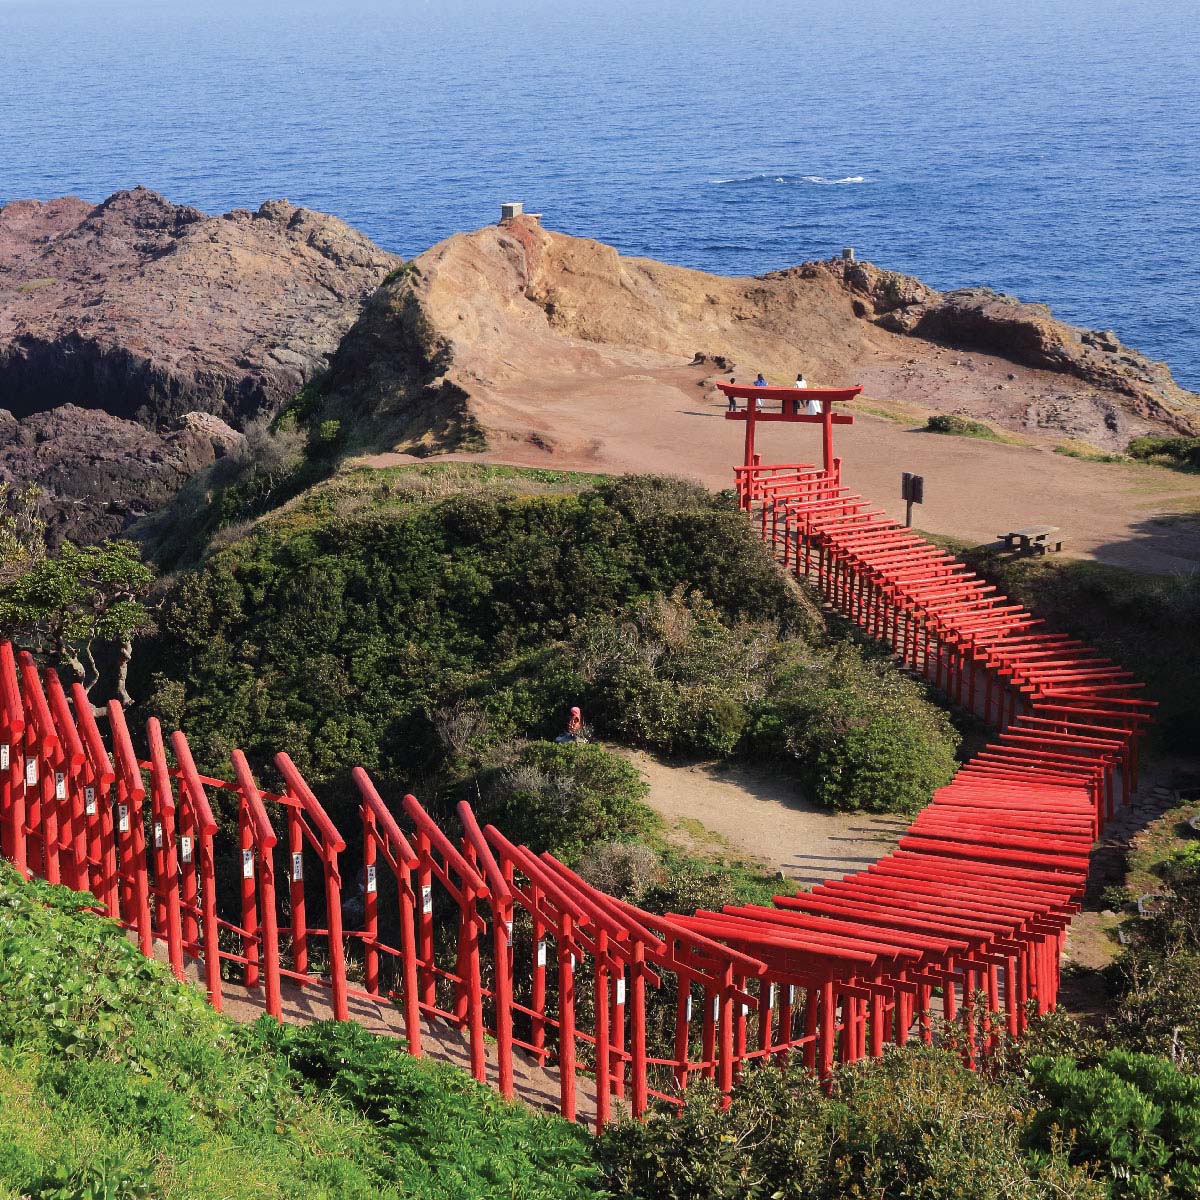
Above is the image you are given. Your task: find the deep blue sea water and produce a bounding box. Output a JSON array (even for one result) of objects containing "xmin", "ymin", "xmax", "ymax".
[{"xmin": 2, "ymin": 0, "xmax": 1198, "ymax": 387}]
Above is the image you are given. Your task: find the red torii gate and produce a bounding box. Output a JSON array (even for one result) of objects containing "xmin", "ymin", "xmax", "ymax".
[
  {"xmin": 717, "ymin": 382, "xmax": 861, "ymax": 477},
  {"xmin": 0, "ymin": 380, "xmax": 1158, "ymax": 1131}
]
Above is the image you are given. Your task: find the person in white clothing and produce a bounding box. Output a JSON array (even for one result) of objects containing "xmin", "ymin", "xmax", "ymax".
[{"xmin": 796, "ymin": 372, "xmax": 822, "ymax": 416}]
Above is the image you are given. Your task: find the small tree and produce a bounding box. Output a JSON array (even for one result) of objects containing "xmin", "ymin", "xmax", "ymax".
[
  {"xmin": 0, "ymin": 482, "xmax": 46, "ymax": 587},
  {"xmin": 0, "ymin": 506, "xmax": 155, "ymax": 704}
]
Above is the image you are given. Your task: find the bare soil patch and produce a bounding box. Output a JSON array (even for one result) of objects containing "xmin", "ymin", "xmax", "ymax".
[
  {"xmin": 360, "ymin": 361, "xmax": 1200, "ymax": 575},
  {"xmin": 616, "ymin": 747, "xmax": 907, "ymax": 889}
]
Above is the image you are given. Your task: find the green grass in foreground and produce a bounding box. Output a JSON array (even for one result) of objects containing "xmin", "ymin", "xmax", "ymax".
[{"xmin": 0, "ymin": 865, "xmax": 602, "ymax": 1200}]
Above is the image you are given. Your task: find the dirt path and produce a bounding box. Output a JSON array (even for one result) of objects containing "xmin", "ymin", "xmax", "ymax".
[
  {"xmin": 617, "ymin": 748, "xmax": 908, "ymax": 889},
  {"xmin": 360, "ymin": 362, "xmax": 1200, "ymax": 575}
]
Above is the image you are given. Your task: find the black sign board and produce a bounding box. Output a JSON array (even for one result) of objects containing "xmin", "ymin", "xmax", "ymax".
[{"xmin": 901, "ymin": 473, "xmax": 925, "ymax": 526}]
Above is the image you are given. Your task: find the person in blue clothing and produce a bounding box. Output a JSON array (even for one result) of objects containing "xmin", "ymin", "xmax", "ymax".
[{"xmin": 753, "ymin": 372, "xmax": 767, "ymax": 410}]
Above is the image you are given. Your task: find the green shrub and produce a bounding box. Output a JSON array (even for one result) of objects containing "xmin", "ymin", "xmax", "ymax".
[
  {"xmin": 641, "ymin": 850, "xmax": 781, "ymax": 912},
  {"xmin": 751, "ymin": 643, "xmax": 960, "ymax": 813},
  {"xmin": 472, "ymin": 740, "xmax": 656, "ymax": 861},
  {"xmin": 1107, "ymin": 862, "xmax": 1200, "ymax": 1069},
  {"xmin": 925, "ymin": 413, "xmax": 1003, "ymax": 439},
  {"xmin": 599, "ymin": 1047, "xmax": 1103, "ymax": 1199},
  {"xmin": 570, "ymin": 590, "xmax": 776, "ymax": 755},
  {"xmin": 1165, "ymin": 842, "xmax": 1200, "ymax": 873},
  {"xmin": 137, "ymin": 464, "xmax": 962, "ymax": 890},
  {"xmin": 1025, "ymin": 1049, "xmax": 1200, "ymax": 1198},
  {"xmin": 1126, "ymin": 435, "xmax": 1200, "ymax": 469},
  {"xmin": 577, "ymin": 841, "xmax": 780, "ymax": 913},
  {"xmin": 138, "ymin": 473, "xmax": 812, "ymax": 789},
  {"xmin": 314, "ymin": 418, "xmax": 343, "ymax": 447}
]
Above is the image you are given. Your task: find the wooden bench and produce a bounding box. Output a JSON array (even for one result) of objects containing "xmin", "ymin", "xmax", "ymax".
[{"xmin": 998, "ymin": 525, "xmax": 1067, "ymax": 555}]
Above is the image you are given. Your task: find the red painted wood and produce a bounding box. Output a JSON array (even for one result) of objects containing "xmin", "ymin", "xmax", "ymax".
[{"xmin": 0, "ymin": 401, "xmax": 1155, "ymax": 1123}]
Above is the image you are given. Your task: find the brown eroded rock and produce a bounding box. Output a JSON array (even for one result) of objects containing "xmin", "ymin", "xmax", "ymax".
[
  {"xmin": 325, "ymin": 217, "xmax": 1198, "ymax": 458},
  {"xmin": 0, "ymin": 187, "xmax": 398, "ymax": 428},
  {"xmin": 839, "ymin": 268, "xmax": 1197, "ymax": 435},
  {"xmin": 0, "ymin": 404, "xmax": 242, "ymax": 546}
]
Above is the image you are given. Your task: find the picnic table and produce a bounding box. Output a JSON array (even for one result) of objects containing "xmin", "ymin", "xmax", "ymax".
[{"xmin": 998, "ymin": 525, "xmax": 1066, "ymax": 555}]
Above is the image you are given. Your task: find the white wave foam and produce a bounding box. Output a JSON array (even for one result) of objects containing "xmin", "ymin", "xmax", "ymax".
[{"xmin": 710, "ymin": 173, "xmax": 869, "ymax": 186}]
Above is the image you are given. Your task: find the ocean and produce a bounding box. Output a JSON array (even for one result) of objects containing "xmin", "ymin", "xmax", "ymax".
[{"xmin": 2, "ymin": 0, "xmax": 1198, "ymax": 387}]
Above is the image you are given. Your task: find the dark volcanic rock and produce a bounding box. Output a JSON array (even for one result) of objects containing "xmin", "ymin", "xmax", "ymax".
[
  {"xmin": 0, "ymin": 187, "xmax": 398, "ymax": 428},
  {"xmin": 907, "ymin": 288, "xmax": 1192, "ymax": 427},
  {"xmin": 830, "ymin": 261, "xmax": 1200, "ymax": 435},
  {"xmin": 0, "ymin": 404, "xmax": 241, "ymax": 546}
]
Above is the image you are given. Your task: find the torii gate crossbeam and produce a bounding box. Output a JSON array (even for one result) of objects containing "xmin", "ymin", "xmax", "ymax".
[{"xmin": 717, "ymin": 383, "xmax": 862, "ymax": 478}]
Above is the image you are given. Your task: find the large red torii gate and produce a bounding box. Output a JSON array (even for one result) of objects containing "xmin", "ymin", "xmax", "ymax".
[{"xmin": 717, "ymin": 382, "xmax": 862, "ymax": 478}]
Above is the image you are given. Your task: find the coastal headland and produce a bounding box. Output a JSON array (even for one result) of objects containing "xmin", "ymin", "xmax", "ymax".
[{"xmin": 2, "ymin": 191, "xmax": 1199, "ymax": 569}]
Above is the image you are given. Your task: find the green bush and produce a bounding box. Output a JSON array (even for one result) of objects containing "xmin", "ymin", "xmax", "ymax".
[
  {"xmin": 564, "ymin": 591, "xmax": 959, "ymax": 814},
  {"xmin": 138, "ymin": 472, "xmax": 812, "ymax": 789},
  {"xmin": 577, "ymin": 841, "xmax": 780, "ymax": 913},
  {"xmin": 599, "ymin": 1047, "xmax": 1103, "ymax": 1199},
  {"xmin": 925, "ymin": 413, "xmax": 1003, "ymax": 439},
  {"xmin": 1126, "ymin": 435, "xmax": 1200, "ymax": 469},
  {"xmin": 1107, "ymin": 861, "xmax": 1200, "ymax": 1070},
  {"xmin": 751, "ymin": 643, "xmax": 960, "ymax": 813},
  {"xmin": 314, "ymin": 418, "xmax": 343, "ymax": 447},
  {"xmin": 472, "ymin": 740, "xmax": 656, "ymax": 861},
  {"xmin": 1025, "ymin": 1049, "xmax": 1200, "ymax": 1198},
  {"xmin": 572, "ymin": 591, "xmax": 758, "ymax": 756}
]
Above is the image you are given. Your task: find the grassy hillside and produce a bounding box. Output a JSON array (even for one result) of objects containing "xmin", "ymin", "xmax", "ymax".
[
  {"xmin": 137, "ymin": 468, "xmax": 814, "ymax": 773},
  {"xmin": 8, "ymin": 864, "xmax": 1200, "ymax": 1200},
  {"xmin": 133, "ymin": 467, "xmax": 960, "ymax": 839},
  {"xmin": 0, "ymin": 864, "xmax": 603, "ymax": 1200}
]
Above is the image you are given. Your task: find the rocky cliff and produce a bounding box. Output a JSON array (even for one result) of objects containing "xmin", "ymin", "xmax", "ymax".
[
  {"xmin": 0, "ymin": 187, "xmax": 397, "ymax": 542},
  {"xmin": 0, "ymin": 405, "xmax": 241, "ymax": 546},
  {"xmin": 5, "ymin": 196, "xmax": 1199, "ymax": 548},
  {"xmin": 838, "ymin": 259, "xmax": 1197, "ymax": 436},
  {"xmin": 313, "ymin": 216, "xmax": 1199, "ymax": 461},
  {"xmin": 0, "ymin": 187, "xmax": 397, "ymax": 426}
]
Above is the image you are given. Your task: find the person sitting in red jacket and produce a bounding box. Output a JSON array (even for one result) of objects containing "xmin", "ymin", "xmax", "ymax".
[{"xmin": 555, "ymin": 706, "xmax": 585, "ymax": 743}]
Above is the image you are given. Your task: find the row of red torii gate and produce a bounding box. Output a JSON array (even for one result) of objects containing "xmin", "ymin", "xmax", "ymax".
[{"xmin": 0, "ymin": 382, "xmax": 1153, "ymax": 1130}]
